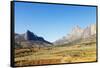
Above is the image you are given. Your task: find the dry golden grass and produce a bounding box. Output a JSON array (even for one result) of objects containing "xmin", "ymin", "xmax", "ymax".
[{"xmin": 14, "ymin": 41, "xmax": 97, "ymax": 66}]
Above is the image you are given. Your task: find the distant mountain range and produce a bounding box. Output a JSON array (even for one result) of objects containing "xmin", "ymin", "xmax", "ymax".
[
  {"xmin": 54, "ymin": 24, "xmax": 96, "ymax": 45},
  {"xmin": 15, "ymin": 24, "xmax": 96, "ymax": 48},
  {"xmin": 15, "ymin": 30, "xmax": 52, "ymax": 48}
]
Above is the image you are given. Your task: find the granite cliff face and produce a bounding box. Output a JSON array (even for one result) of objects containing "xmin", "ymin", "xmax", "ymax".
[
  {"xmin": 82, "ymin": 24, "xmax": 96, "ymax": 38},
  {"xmin": 15, "ymin": 30, "xmax": 52, "ymax": 48}
]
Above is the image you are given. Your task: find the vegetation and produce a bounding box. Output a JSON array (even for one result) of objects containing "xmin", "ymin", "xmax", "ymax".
[{"xmin": 14, "ymin": 38, "xmax": 97, "ymax": 66}]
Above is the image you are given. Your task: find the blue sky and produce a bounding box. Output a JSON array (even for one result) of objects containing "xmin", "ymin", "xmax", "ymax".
[{"xmin": 15, "ymin": 2, "xmax": 96, "ymax": 42}]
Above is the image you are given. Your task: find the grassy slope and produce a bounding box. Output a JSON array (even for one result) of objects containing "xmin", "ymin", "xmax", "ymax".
[{"xmin": 14, "ymin": 37, "xmax": 97, "ymax": 66}]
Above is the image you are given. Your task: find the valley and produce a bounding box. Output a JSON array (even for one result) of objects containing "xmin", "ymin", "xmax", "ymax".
[{"xmin": 14, "ymin": 24, "xmax": 97, "ymax": 66}]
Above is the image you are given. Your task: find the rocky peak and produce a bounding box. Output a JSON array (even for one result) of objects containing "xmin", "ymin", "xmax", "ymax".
[
  {"xmin": 90, "ymin": 24, "xmax": 96, "ymax": 35},
  {"xmin": 71, "ymin": 25, "xmax": 83, "ymax": 34},
  {"xmin": 54, "ymin": 24, "xmax": 96, "ymax": 45},
  {"xmin": 25, "ymin": 30, "xmax": 35, "ymax": 40},
  {"xmin": 82, "ymin": 24, "xmax": 96, "ymax": 38},
  {"xmin": 15, "ymin": 30, "xmax": 53, "ymax": 48},
  {"xmin": 24, "ymin": 30, "xmax": 43, "ymax": 41}
]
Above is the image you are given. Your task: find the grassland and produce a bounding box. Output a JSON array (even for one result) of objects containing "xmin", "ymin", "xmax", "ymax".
[{"xmin": 14, "ymin": 39, "xmax": 97, "ymax": 66}]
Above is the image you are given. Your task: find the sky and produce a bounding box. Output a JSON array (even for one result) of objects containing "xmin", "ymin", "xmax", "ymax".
[{"xmin": 14, "ymin": 2, "xmax": 96, "ymax": 42}]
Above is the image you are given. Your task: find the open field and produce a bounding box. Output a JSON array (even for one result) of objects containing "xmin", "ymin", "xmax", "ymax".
[{"xmin": 14, "ymin": 40, "xmax": 97, "ymax": 66}]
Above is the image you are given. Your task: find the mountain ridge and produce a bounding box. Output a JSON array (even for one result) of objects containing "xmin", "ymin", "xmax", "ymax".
[
  {"xmin": 15, "ymin": 30, "xmax": 53, "ymax": 48},
  {"xmin": 15, "ymin": 24, "xmax": 96, "ymax": 48},
  {"xmin": 54, "ymin": 24, "xmax": 96, "ymax": 45}
]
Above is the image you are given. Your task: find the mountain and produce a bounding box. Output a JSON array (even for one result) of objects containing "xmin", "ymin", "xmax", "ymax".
[
  {"xmin": 15, "ymin": 24, "xmax": 96, "ymax": 48},
  {"xmin": 82, "ymin": 24, "xmax": 96, "ymax": 38},
  {"xmin": 15, "ymin": 30, "xmax": 52, "ymax": 48},
  {"xmin": 54, "ymin": 24, "xmax": 96, "ymax": 45}
]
